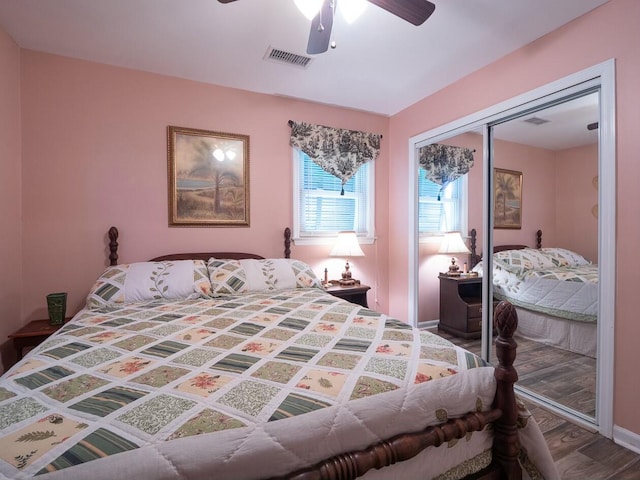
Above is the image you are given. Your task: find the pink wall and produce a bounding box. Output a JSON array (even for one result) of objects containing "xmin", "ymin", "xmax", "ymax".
[
  {"xmin": 0, "ymin": 28, "xmax": 22, "ymax": 371},
  {"xmin": 555, "ymin": 143, "xmax": 599, "ymax": 262},
  {"xmin": 493, "ymin": 140, "xmax": 557, "ymax": 247},
  {"xmin": 18, "ymin": 51, "xmax": 390, "ymax": 327},
  {"xmin": 390, "ymin": 0, "xmax": 640, "ymax": 435}
]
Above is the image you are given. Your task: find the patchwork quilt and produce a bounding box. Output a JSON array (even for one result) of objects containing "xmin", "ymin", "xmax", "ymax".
[
  {"xmin": 473, "ymin": 247, "xmax": 598, "ymax": 323},
  {"xmin": 0, "ymin": 288, "xmax": 556, "ymax": 480}
]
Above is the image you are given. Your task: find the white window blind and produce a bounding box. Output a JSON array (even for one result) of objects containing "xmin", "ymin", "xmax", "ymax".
[
  {"xmin": 418, "ymin": 174, "xmax": 466, "ymax": 234},
  {"xmin": 294, "ymin": 150, "xmax": 374, "ymax": 242}
]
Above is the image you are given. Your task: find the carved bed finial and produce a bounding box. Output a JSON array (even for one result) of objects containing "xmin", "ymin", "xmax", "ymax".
[
  {"xmin": 108, "ymin": 226, "xmax": 119, "ymax": 266},
  {"xmin": 284, "ymin": 227, "xmax": 292, "ymax": 259},
  {"xmin": 536, "ymin": 229, "xmax": 542, "ymax": 249},
  {"xmin": 494, "ymin": 300, "xmax": 518, "ymax": 338},
  {"xmin": 469, "ymin": 228, "xmax": 479, "ymax": 268}
]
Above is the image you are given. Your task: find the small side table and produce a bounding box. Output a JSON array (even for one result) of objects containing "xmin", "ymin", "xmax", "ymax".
[
  {"xmin": 8, "ymin": 319, "xmax": 69, "ymax": 361},
  {"xmin": 325, "ymin": 284, "xmax": 371, "ymax": 308}
]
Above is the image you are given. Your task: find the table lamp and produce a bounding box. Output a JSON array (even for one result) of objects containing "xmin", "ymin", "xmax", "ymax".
[
  {"xmin": 330, "ymin": 231, "xmax": 365, "ymax": 286},
  {"xmin": 438, "ymin": 231, "xmax": 471, "ymax": 276}
]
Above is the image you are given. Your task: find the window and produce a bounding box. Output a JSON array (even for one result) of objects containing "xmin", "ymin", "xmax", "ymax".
[
  {"xmin": 293, "ymin": 150, "xmax": 375, "ymax": 243},
  {"xmin": 418, "ymin": 174, "xmax": 467, "ymax": 235}
]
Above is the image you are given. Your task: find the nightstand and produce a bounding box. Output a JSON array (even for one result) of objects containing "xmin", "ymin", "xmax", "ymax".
[
  {"xmin": 8, "ymin": 318, "xmax": 69, "ymax": 361},
  {"xmin": 326, "ymin": 284, "xmax": 371, "ymax": 308},
  {"xmin": 438, "ymin": 275, "xmax": 485, "ymax": 339}
]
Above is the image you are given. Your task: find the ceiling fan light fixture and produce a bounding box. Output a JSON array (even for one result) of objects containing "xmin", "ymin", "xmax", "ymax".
[
  {"xmin": 340, "ymin": 0, "xmax": 367, "ymax": 24},
  {"xmin": 294, "ymin": 0, "xmax": 324, "ymax": 20}
]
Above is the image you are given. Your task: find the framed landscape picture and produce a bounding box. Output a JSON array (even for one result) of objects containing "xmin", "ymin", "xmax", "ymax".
[
  {"xmin": 168, "ymin": 126, "xmax": 249, "ymax": 227},
  {"xmin": 494, "ymin": 168, "xmax": 522, "ymax": 229}
]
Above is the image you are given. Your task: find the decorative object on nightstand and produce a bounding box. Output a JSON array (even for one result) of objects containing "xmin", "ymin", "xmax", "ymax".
[
  {"xmin": 330, "ymin": 231, "xmax": 365, "ymax": 286},
  {"xmin": 46, "ymin": 292, "xmax": 67, "ymax": 325},
  {"xmin": 326, "ymin": 283, "xmax": 371, "ymax": 308},
  {"xmin": 438, "ymin": 231, "xmax": 471, "ymax": 276}
]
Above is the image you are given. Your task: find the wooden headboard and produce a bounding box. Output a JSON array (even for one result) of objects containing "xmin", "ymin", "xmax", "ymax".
[
  {"xmin": 107, "ymin": 227, "xmax": 292, "ymax": 265},
  {"xmin": 469, "ymin": 228, "xmax": 542, "ymax": 269}
]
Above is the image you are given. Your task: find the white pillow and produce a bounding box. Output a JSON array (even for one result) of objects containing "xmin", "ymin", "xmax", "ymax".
[
  {"xmin": 86, "ymin": 260, "xmax": 212, "ymax": 309},
  {"xmin": 207, "ymin": 258, "xmax": 323, "ymax": 296}
]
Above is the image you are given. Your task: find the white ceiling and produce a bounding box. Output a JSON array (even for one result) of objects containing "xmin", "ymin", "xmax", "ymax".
[
  {"xmin": 0, "ymin": 0, "xmax": 608, "ymax": 116},
  {"xmin": 493, "ymin": 92, "xmax": 600, "ymax": 150}
]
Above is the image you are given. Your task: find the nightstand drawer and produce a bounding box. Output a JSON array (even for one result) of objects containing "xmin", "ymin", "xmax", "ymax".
[
  {"xmin": 467, "ymin": 317, "xmax": 482, "ymax": 332},
  {"xmin": 467, "ymin": 302, "xmax": 483, "ymax": 319}
]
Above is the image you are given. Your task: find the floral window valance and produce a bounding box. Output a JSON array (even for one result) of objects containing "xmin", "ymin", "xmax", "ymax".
[
  {"xmin": 418, "ymin": 143, "xmax": 475, "ymax": 199},
  {"xmin": 289, "ymin": 120, "xmax": 381, "ymax": 195}
]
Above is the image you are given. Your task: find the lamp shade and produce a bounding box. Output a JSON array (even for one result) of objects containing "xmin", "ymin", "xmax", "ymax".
[
  {"xmin": 438, "ymin": 232, "xmax": 470, "ymax": 255},
  {"xmin": 330, "ymin": 231, "xmax": 365, "ymax": 257}
]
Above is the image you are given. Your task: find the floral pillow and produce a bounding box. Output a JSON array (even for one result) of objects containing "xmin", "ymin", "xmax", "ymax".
[
  {"xmin": 207, "ymin": 258, "xmax": 322, "ymax": 296},
  {"xmin": 86, "ymin": 260, "xmax": 212, "ymax": 309},
  {"xmin": 540, "ymin": 248, "xmax": 591, "ymax": 267},
  {"xmin": 493, "ymin": 248, "xmax": 555, "ymax": 274},
  {"xmin": 494, "ymin": 247, "xmax": 591, "ymax": 275}
]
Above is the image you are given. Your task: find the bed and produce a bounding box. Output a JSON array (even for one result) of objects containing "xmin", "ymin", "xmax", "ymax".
[
  {"xmin": 0, "ymin": 227, "xmax": 558, "ymax": 480},
  {"xmin": 469, "ymin": 229, "xmax": 597, "ymax": 358}
]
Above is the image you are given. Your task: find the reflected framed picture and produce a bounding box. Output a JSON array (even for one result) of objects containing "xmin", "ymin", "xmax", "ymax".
[
  {"xmin": 168, "ymin": 126, "xmax": 249, "ymax": 227},
  {"xmin": 494, "ymin": 168, "xmax": 522, "ymax": 229}
]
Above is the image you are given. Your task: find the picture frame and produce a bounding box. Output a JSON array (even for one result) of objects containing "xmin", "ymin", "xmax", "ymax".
[
  {"xmin": 494, "ymin": 168, "xmax": 522, "ymax": 229},
  {"xmin": 168, "ymin": 126, "xmax": 249, "ymax": 227}
]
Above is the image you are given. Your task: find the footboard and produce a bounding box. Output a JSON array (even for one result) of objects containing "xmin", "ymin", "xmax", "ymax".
[{"xmin": 273, "ymin": 301, "xmax": 522, "ymax": 480}]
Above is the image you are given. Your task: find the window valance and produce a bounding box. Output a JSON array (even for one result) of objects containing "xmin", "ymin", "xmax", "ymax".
[
  {"xmin": 289, "ymin": 120, "xmax": 381, "ymax": 195},
  {"xmin": 418, "ymin": 144, "xmax": 475, "ymax": 199}
]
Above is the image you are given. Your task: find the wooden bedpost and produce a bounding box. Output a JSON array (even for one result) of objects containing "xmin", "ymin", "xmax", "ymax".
[
  {"xmin": 536, "ymin": 230, "xmax": 542, "ymax": 249},
  {"xmin": 492, "ymin": 301, "xmax": 522, "ymax": 480},
  {"xmin": 284, "ymin": 227, "xmax": 292, "ymax": 259},
  {"xmin": 108, "ymin": 226, "xmax": 119, "ymax": 266},
  {"xmin": 469, "ymin": 228, "xmax": 479, "ymax": 268}
]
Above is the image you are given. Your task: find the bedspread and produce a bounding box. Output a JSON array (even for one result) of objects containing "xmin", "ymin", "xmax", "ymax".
[
  {"xmin": 0, "ymin": 288, "xmax": 556, "ymax": 479},
  {"xmin": 477, "ymin": 261, "xmax": 598, "ymax": 323}
]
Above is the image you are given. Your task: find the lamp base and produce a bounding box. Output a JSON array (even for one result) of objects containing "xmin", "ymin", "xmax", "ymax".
[
  {"xmin": 329, "ymin": 278, "xmax": 361, "ymax": 287},
  {"xmin": 338, "ymin": 260, "xmax": 360, "ymax": 286},
  {"xmin": 443, "ymin": 257, "xmax": 462, "ymax": 276}
]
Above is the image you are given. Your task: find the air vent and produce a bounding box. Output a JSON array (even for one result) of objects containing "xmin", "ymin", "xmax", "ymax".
[
  {"xmin": 264, "ymin": 47, "xmax": 313, "ymax": 69},
  {"xmin": 523, "ymin": 116, "xmax": 550, "ymax": 126}
]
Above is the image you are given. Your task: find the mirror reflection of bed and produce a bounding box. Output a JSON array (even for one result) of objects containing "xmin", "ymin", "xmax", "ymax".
[{"xmin": 459, "ymin": 228, "xmax": 598, "ymax": 418}]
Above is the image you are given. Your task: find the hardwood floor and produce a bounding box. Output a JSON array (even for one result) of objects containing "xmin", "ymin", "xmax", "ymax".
[
  {"xmin": 434, "ymin": 329, "xmax": 596, "ymax": 417},
  {"xmin": 427, "ymin": 328, "xmax": 640, "ymax": 478},
  {"xmin": 526, "ymin": 402, "xmax": 640, "ymax": 479}
]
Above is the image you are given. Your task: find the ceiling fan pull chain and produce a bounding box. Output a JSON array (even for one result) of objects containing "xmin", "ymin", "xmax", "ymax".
[
  {"xmin": 317, "ymin": 2, "xmax": 325, "ymax": 31},
  {"xmin": 330, "ymin": 0, "xmax": 337, "ymax": 49}
]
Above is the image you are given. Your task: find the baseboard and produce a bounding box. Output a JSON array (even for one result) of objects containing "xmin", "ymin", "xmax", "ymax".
[
  {"xmin": 418, "ymin": 320, "xmax": 438, "ymax": 330},
  {"xmin": 613, "ymin": 425, "xmax": 640, "ymax": 455}
]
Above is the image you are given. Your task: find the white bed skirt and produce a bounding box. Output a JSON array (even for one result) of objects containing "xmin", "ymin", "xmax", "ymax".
[{"xmin": 514, "ymin": 307, "xmax": 596, "ymax": 358}]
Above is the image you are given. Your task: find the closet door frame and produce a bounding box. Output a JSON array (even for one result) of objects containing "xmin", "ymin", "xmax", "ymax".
[{"xmin": 407, "ymin": 59, "xmax": 615, "ymax": 436}]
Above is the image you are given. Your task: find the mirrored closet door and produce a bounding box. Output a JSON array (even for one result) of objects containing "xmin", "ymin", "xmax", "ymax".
[{"xmin": 486, "ymin": 90, "xmax": 600, "ymax": 422}]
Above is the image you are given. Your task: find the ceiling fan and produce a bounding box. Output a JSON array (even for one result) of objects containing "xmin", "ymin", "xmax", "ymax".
[{"xmin": 218, "ymin": 0, "xmax": 436, "ymax": 54}]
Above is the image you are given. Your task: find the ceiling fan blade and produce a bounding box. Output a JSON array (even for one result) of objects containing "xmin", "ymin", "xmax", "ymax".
[
  {"xmin": 366, "ymin": 0, "xmax": 435, "ymax": 26},
  {"xmin": 307, "ymin": 0, "xmax": 334, "ymax": 55},
  {"xmin": 217, "ymin": 0, "xmax": 238, "ymax": 3}
]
